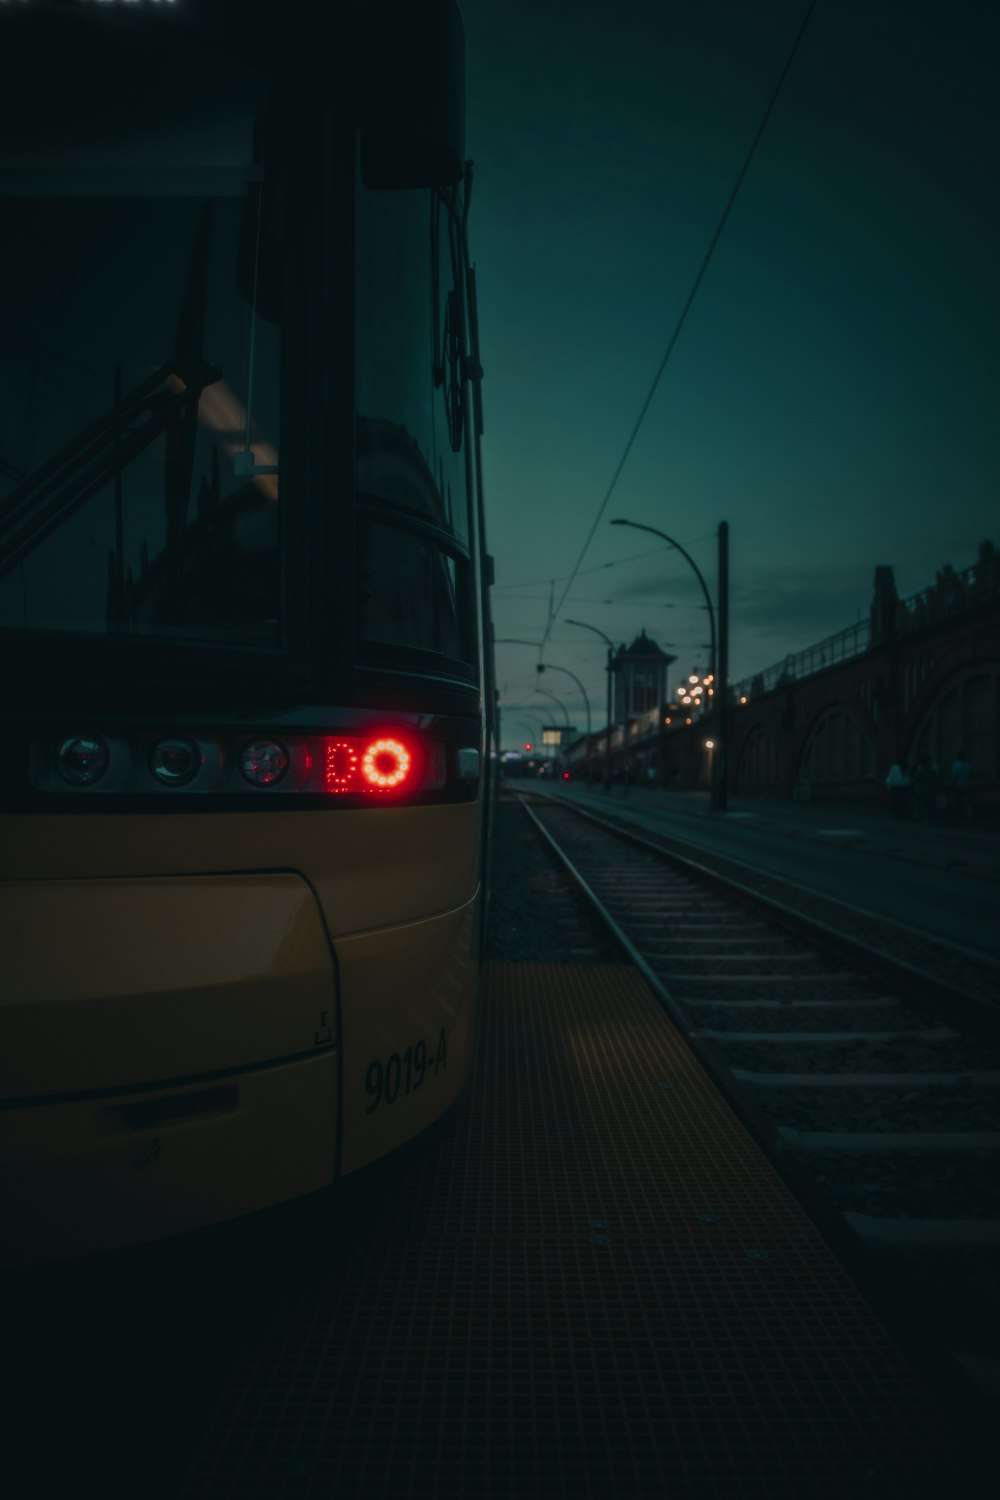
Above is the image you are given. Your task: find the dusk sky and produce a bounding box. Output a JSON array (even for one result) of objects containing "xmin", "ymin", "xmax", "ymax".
[{"xmin": 459, "ymin": 0, "xmax": 999, "ymax": 746}]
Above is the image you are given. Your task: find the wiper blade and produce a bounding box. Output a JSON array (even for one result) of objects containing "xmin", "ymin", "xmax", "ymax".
[{"xmin": 0, "ymin": 355, "xmax": 221, "ymax": 580}]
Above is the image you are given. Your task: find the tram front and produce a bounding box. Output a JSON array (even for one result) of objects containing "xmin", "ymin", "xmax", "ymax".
[{"xmin": 0, "ymin": 0, "xmax": 491, "ymax": 1265}]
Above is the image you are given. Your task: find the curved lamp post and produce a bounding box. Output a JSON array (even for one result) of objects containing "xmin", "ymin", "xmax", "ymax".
[
  {"xmin": 610, "ymin": 519, "xmax": 716, "ymax": 689},
  {"xmin": 498, "ymin": 705, "xmax": 544, "ymax": 747},
  {"xmin": 515, "ymin": 715, "xmax": 545, "ymax": 746},
  {"xmin": 536, "ymin": 663, "xmax": 591, "ymax": 740},
  {"xmin": 565, "ymin": 619, "xmax": 616, "ymax": 791},
  {"xmin": 516, "ymin": 720, "xmax": 547, "ymax": 770},
  {"xmin": 496, "ymin": 640, "xmax": 594, "ymax": 747},
  {"xmin": 533, "ymin": 686, "xmax": 570, "ymax": 727},
  {"xmin": 610, "ymin": 517, "xmax": 727, "ymax": 811}
]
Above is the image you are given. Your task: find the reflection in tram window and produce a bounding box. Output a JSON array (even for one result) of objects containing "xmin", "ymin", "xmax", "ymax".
[
  {"xmin": 0, "ymin": 56, "xmax": 283, "ymax": 646},
  {"xmin": 359, "ymin": 514, "xmax": 467, "ymax": 661}
]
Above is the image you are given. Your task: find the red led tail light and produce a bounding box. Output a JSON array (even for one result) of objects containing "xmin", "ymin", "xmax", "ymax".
[
  {"xmin": 324, "ymin": 739, "xmax": 359, "ymax": 793},
  {"xmin": 360, "ymin": 738, "xmax": 411, "ymax": 790},
  {"xmin": 323, "ymin": 735, "xmax": 418, "ymax": 795}
]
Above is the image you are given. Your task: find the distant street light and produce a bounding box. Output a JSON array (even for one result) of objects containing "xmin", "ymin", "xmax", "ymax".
[
  {"xmin": 565, "ymin": 618, "xmax": 616, "ymax": 792},
  {"xmin": 610, "ymin": 519, "xmax": 716, "ymax": 701},
  {"xmin": 533, "ymin": 686, "xmax": 570, "ymax": 727},
  {"xmin": 536, "ymin": 662, "xmax": 592, "ymax": 740},
  {"xmin": 500, "ymin": 706, "xmax": 545, "ymax": 749},
  {"xmin": 498, "ymin": 710, "xmax": 548, "ymax": 764},
  {"xmin": 496, "ymin": 641, "xmax": 594, "ymax": 746},
  {"xmin": 610, "ymin": 517, "xmax": 728, "ymax": 811}
]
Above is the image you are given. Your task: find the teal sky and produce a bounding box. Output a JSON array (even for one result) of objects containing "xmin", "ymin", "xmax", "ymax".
[{"xmin": 460, "ymin": 0, "xmax": 999, "ymax": 744}]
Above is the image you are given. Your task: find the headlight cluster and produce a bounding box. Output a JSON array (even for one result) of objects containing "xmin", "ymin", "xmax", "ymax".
[{"xmin": 37, "ymin": 731, "xmax": 450, "ymax": 798}]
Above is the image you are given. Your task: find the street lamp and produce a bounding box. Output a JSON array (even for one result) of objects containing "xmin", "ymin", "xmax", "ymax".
[
  {"xmin": 533, "ymin": 687, "xmax": 572, "ymax": 777},
  {"xmin": 565, "ymin": 619, "xmax": 616, "ymax": 792},
  {"xmin": 498, "ymin": 709, "xmax": 546, "ymax": 765},
  {"xmin": 610, "ymin": 519, "xmax": 716, "ymax": 696},
  {"xmin": 533, "ymin": 686, "xmax": 570, "ymax": 727},
  {"xmin": 610, "ymin": 517, "xmax": 728, "ymax": 811},
  {"xmin": 536, "ymin": 663, "xmax": 592, "ymax": 740},
  {"xmin": 516, "ymin": 720, "xmax": 544, "ymax": 764},
  {"xmin": 496, "ymin": 641, "xmax": 594, "ymax": 747},
  {"xmin": 514, "ymin": 715, "xmax": 545, "ymax": 744}
]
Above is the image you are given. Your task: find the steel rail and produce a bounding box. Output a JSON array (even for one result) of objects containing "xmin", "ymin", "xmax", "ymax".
[
  {"xmin": 522, "ymin": 789, "xmax": 1000, "ymax": 1046},
  {"xmin": 510, "ymin": 787, "xmax": 1000, "ymax": 1442}
]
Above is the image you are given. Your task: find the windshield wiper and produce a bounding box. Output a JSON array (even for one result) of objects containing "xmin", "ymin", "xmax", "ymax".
[{"xmin": 0, "ymin": 355, "xmax": 222, "ymax": 582}]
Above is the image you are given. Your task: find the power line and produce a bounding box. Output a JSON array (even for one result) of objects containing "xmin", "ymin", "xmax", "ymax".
[
  {"xmin": 491, "ymin": 543, "xmax": 674, "ymax": 591},
  {"xmin": 496, "ymin": 595, "xmax": 706, "ymax": 607},
  {"xmin": 540, "ymin": 0, "xmax": 819, "ymax": 651},
  {"xmin": 492, "ymin": 536, "xmax": 717, "ymax": 592}
]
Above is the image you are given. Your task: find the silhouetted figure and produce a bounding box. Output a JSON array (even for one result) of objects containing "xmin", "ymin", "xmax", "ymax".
[
  {"xmin": 950, "ymin": 749, "xmax": 974, "ymax": 823},
  {"xmin": 885, "ymin": 761, "xmax": 911, "ymax": 820},
  {"xmin": 911, "ymin": 754, "xmax": 939, "ymax": 824}
]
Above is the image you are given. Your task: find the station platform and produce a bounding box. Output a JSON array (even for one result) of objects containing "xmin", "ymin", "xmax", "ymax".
[
  {"xmin": 181, "ymin": 963, "xmax": 972, "ymax": 1498},
  {"xmin": 562, "ymin": 780, "xmax": 1000, "ymax": 883}
]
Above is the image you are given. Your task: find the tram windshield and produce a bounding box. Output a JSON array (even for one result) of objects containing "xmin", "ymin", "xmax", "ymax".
[{"xmin": 0, "ymin": 21, "xmax": 285, "ymax": 650}]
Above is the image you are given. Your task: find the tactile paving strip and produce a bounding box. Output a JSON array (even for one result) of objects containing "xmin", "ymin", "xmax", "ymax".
[{"xmin": 182, "ymin": 965, "xmax": 960, "ymax": 1498}]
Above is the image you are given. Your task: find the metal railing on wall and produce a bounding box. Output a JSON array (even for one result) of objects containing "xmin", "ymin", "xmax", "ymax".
[{"xmin": 731, "ymin": 550, "xmax": 1000, "ymax": 704}]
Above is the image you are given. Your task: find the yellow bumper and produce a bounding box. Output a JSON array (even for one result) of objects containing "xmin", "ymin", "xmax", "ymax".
[
  {"xmin": 1, "ymin": 873, "xmax": 337, "ymax": 1097},
  {"xmin": 1, "ymin": 1049, "xmax": 337, "ymax": 1266}
]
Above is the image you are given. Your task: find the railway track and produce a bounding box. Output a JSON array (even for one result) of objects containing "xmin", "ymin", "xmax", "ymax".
[{"xmin": 514, "ymin": 789, "xmax": 1000, "ymax": 1394}]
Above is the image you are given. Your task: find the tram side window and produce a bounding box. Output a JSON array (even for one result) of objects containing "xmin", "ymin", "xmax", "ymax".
[
  {"xmin": 355, "ymin": 183, "xmax": 469, "ymax": 546},
  {"xmin": 0, "ymin": 30, "xmax": 285, "ymax": 648},
  {"xmin": 359, "ymin": 514, "xmax": 467, "ymax": 660},
  {"xmin": 355, "ymin": 174, "xmax": 474, "ymax": 666}
]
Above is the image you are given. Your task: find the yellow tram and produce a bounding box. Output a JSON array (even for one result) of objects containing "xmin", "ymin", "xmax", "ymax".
[{"xmin": 0, "ymin": 0, "xmax": 493, "ymax": 1264}]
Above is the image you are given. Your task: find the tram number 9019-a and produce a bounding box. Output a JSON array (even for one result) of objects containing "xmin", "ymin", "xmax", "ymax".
[{"xmin": 364, "ymin": 1028, "xmax": 448, "ymax": 1114}]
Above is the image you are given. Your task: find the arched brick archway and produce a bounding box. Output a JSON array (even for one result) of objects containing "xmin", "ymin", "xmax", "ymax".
[
  {"xmin": 734, "ymin": 725, "xmax": 783, "ymax": 792},
  {"xmin": 796, "ymin": 704, "xmax": 876, "ymax": 791},
  {"xmin": 599, "ymin": 565, "xmax": 1000, "ymax": 811},
  {"xmin": 906, "ymin": 663, "xmax": 1000, "ymax": 781}
]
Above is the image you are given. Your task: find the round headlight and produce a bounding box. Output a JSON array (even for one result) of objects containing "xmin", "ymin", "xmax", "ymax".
[
  {"xmin": 149, "ymin": 736, "xmax": 201, "ymax": 787},
  {"xmin": 240, "ymin": 739, "xmax": 288, "ymax": 787},
  {"xmin": 56, "ymin": 735, "xmax": 108, "ymax": 787}
]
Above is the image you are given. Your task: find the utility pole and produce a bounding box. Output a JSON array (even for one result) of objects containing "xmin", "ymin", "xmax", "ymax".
[
  {"xmin": 715, "ymin": 521, "xmax": 729, "ymax": 812},
  {"xmin": 565, "ymin": 619, "xmax": 616, "ymax": 793},
  {"xmin": 611, "ymin": 517, "xmax": 724, "ymax": 811}
]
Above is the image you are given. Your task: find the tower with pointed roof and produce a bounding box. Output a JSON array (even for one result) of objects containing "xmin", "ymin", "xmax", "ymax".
[{"xmin": 612, "ymin": 630, "xmax": 676, "ymax": 724}]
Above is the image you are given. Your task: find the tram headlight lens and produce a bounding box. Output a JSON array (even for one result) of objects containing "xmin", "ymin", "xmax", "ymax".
[
  {"xmin": 361, "ymin": 737, "xmax": 411, "ymax": 789},
  {"xmin": 239, "ymin": 738, "xmax": 289, "ymax": 786},
  {"xmin": 150, "ymin": 736, "xmax": 201, "ymax": 786},
  {"xmin": 56, "ymin": 735, "xmax": 108, "ymax": 786}
]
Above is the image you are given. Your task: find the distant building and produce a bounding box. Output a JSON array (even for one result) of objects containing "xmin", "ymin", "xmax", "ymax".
[
  {"xmin": 729, "ymin": 544, "xmax": 1000, "ymax": 809},
  {"xmin": 564, "ymin": 543, "xmax": 1000, "ymax": 812},
  {"xmin": 612, "ymin": 630, "xmax": 675, "ymax": 721}
]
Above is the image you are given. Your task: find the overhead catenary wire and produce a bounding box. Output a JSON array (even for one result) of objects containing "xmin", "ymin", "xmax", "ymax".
[
  {"xmin": 497, "ymin": 596, "xmax": 685, "ymax": 607},
  {"xmin": 492, "ymin": 546, "xmax": 667, "ymax": 591},
  {"xmin": 491, "ymin": 538, "xmax": 716, "ymax": 592},
  {"xmin": 538, "ymin": 0, "xmax": 819, "ymax": 652}
]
